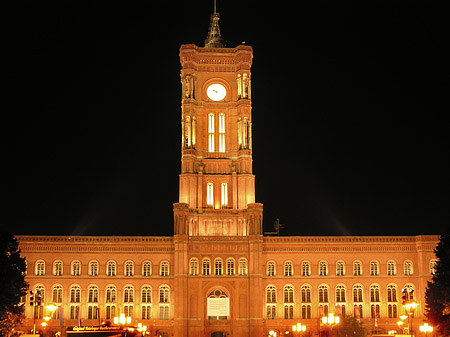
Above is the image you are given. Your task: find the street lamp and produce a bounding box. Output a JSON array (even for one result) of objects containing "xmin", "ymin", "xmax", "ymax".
[
  {"xmin": 113, "ymin": 313, "xmax": 131, "ymax": 326},
  {"xmin": 403, "ymin": 302, "xmax": 419, "ymax": 337},
  {"xmin": 419, "ymin": 323, "xmax": 433, "ymax": 337},
  {"xmin": 293, "ymin": 323, "xmax": 306, "ymax": 337},
  {"xmin": 322, "ymin": 313, "xmax": 340, "ymax": 337}
]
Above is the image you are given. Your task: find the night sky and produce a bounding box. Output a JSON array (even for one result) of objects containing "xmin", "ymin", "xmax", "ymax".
[{"xmin": 3, "ymin": 1, "xmax": 449, "ymax": 237}]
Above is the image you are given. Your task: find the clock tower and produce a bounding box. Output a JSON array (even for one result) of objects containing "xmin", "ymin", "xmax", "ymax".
[{"xmin": 173, "ymin": 6, "xmax": 263, "ymax": 237}]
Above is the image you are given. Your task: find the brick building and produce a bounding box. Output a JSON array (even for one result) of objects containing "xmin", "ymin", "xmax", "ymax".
[{"xmin": 17, "ymin": 6, "xmax": 438, "ymax": 337}]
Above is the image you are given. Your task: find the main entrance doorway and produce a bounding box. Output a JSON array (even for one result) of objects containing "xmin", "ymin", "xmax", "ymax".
[{"xmin": 211, "ymin": 332, "xmax": 225, "ymax": 337}]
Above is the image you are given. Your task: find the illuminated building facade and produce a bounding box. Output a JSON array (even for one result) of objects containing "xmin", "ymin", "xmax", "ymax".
[{"xmin": 17, "ymin": 6, "xmax": 438, "ymax": 337}]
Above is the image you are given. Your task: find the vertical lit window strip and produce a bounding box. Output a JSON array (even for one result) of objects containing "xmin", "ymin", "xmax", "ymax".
[
  {"xmin": 207, "ymin": 183, "xmax": 214, "ymax": 207},
  {"xmin": 221, "ymin": 183, "xmax": 228, "ymax": 207},
  {"xmin": 219, "ymin": 113, "xmax": 225, "ymax": 152},
  {"xmin": 208, "ymin": 113, "xmax": 215, "ymax": 152}
]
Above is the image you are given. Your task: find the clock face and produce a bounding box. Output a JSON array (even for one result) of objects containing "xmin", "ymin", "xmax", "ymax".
[{"xmin": 206, "ymin": 83, "xmax": 227, "ymax": 101}]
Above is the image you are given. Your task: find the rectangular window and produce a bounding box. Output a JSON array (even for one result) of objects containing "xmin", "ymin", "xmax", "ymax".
[
  {"xmin": 284, "ymin": 305, "xmax": 294, "ymax": 319},
  {"xmin": 142, "ymin": 305, "xmax": 152, "ymax": 320},
  {"xmin": 105, "ymin": 305, "xmax": 116, "ymax": 320},
  {"xmin": 70, "ymin": 306, "xmax": 79, "ymax": 320},
  {"xmin": 301, "ymin": 305, "xmax": 311, "ymax": 319},
  {"xmin": 266, "ymin": 305, "xmax": 276, "ymax": 320},
  {"xmin": 88, "ymin": 305, "xmax": 98, "ymax": 320},
  {"xmin": 219, "ymin": 113, "xmax": 225, "ymax": 152},
  {"xmin": 221, "ymin": 183, "xmax": 228, "ymax": 207},
  {"xmin": 207, "ymin": 183, "xmax": 214, "ymax": 207},
  {"xmin": 159, "ymin": 305, "xmax": 169, "ymax": 320}
]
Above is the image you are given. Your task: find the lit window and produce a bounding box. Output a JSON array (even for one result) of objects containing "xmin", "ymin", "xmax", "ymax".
[
  {"xmin": 54, "ymin": 261, "xmax": 62, "ymax": 276},
  {"xmin": 52, "ymin": 285, "xmax": 63, "ymax": 303},
  {"xmin": 284, "ymin": 261, "xmax": 293, "ymax": 276},
  {"xmin": 124, "ymin": 286, "xmax": 134, "ymax": 303},
  {"xmin": 318, "ymin": 285, "xmax": 329, "ymax": 303},
  {"xmin": 301, "ymin": 285, "xmax": 311, "ymax": 303},
  {"xmin": 404, "ymin": 261, "xmax": 413, "ymax": 275},
  {"xmin": 387, "ymin": 284, "xmax": 397, "ymax": 302},
  {"xmin": 215, "ymin": 258, "xmax": 223, "ymax": 275},
  {"xmin": 319, "ymin": 261, "xmax": 328, "ymax": 276},
  {"xmin": 335, "ymin": 284, "xmax": 346, "ymax": 302},
  {"xmin": 208, "ymin": 113, "xmax": 215, "ymax": 152},
  {"xmin": 106, "ymin": 286, "xmax": 116, "ymax": 303},
  {"xmin": 36, "ymin": 261, "xmax": 45, "ymax": 276},
  {"xmin": 141, "ymin": 305, "xmax": 151, "ymax": 320},
  {"xmin": 353, "ymin": 261, "xmax": 362, "ymax": 276},
  {"xmin": 143, "ymin": 262, "xmax": 151, "ymax": 276},
  {"xmin": 370, "ymin": 284, "xmax": 381, "ymax": 302},
  {"xmin": 124, "ymin": 305, "xmax": 133, "ymax": 318},
  {"xmin": 370, "ymin": 261, "xmax": 379, "ymax": 276},
  {"xmin": 202, "ymin": 258, "xmax": 211, "ymax": 276},
  {"xmin": 219, "ymin": 113, "xmax": 225, "ymax": 152},
  {"xmin": 207, "ymin": 183, "xmax": 214, "ymax": 207},
  {"xmin": 239, "ymin": 258, "xmax": 247, "ymax": 276},
  {"xmin": 141, "ymin": 286, "xmax": 152, "ymax": 303},
  {"xmin": 125, "ymin": 261, "xmax": 134, "ymax": 276},
  {"xmin": 70, "ymin": 285, "xmax": 81, "ymax": 303},
  {"xmin": 89, "ymin": 261, "xmax": 98, "ymax": 276},
  {"xmin": 267, "ymin": 261, "xmax": 276, "ymax": 276},
  {"xmin": 283, "ymin": 285, "xmax": 294, "ymax": 303},
  {"xmin": 72, "ymin": 261, "xmax": 81, "ymax": 276},
  {"xmin": 105, "ymin": 305, "xmax": 116, "ymax": 320},
  {"xmin": 190, "ymin": 259, "xmax": 199, "ymax": 276},
  {"xmin": 70, "ymin": 305, "xmax": 79, "ymax": 320},
  {"xmin": 88, "ymin": 305, "xmax": 98, "ymax": 319},
  {"xmin": 353, "ymin": 285, "xmax": 363, "ymax": 302},
  {"xmin": 88, "ymin": 285, "xmax": 99, "ymax": 303},
  {"xmin": 387, "ymin": 260, "xmax": 396, "ymax": 276},
  {"xmin": 159, "ymin": 285, "xmax": 170, "ymax": 303},
  {"xmin": 388, "ymin": 304, "xmax": 398, "ymax": 318},
  {"xmin": 160, "ymin": 261, "xmax": 169, "ymax": 277},
  {"xmin": 354, "ymin": 304, "xmax": 363, "ymax": 319},
  {"xmin": 107, "ymin": 261, "xmax": 116, "ymax": 276},
  {"xmin": 430, "ymin": 259, "xmax": 438, "ymax": 275},
  {"xmin": 302, "ymin": 261, "xmax": 310, "ymax": 276},
  {"xmin": 221, "ymin": 183, "xmax": 228, "ymax": 207},
  {"xmin": 226, "ymin": 258, "xmax": 235, "ymax": 275},
  {"xmin": 284, "ymin": 304, "xmax": 294, "ymax": 319},
  {"xmin": 207, "ymin": 289, "xmax": 229, "ymax": 320},
  {"xmin": 302, "ymin": 304, "xmax": 311, "ymax": 319},
  {"xmin": 159, "ymin": 305, "xmax": 169, "ymax": 320},
  {"xmin": 371, "ymin": 304, "xmax": 380, "ymax": 319},
  {"xmin": 336, "ymin": 261, "xmax": 345, "ymax": 276},
  {"xmin": 266, "ymin": 285, "xmax": 276, "ymax": 303}
]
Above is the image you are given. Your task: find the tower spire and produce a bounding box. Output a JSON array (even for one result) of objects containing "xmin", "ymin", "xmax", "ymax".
[{"xmin": 204, "ymin": 0, "xmax": 224, "ymax": 48}]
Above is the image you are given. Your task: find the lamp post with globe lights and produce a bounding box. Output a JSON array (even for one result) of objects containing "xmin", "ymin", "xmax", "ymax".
[
  {"xmin": 292, "ymin": 322, "xmax": 306, "ymax": 337},
  {"xmin": 419, "ymin": 323, "xmax": 433, "ymax": 337},
  {"xmin": 322, "ymin": 313, "xmax": 340, "ymax": 337}
]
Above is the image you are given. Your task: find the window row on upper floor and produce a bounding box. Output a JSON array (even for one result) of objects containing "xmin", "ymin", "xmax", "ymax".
[
  {"xmin": 33, "ymin": 260, "xmax": 169, "ymax": 277},
  {"xmin": 267, "ymin": 259, "xmax": 438, "ymax": 277},
  {"xmin": 189, "ymin": 257, "xmax": 248, "ymax": 276}
]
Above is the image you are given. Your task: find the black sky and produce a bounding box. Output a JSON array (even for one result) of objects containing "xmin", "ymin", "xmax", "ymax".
[{"xmin": 2, "ymin": 1, "xmax": 449, "ymax": 237}]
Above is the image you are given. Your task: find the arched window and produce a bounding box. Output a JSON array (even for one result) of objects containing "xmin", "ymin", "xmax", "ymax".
[
  {"xmin": 318, "ymin": 284, "xmax": 329, "ymax": 303},
  {"xmin": 267, "ymin": 261, "xmax": 276, "ymax": 276},
  {"xmin": 353, "ymin": 261, "xmax": 362, "ymax": 276},
  {"xmin": 336, "ymin": 284, "xmax": 346, "ymax": 303},
  {"xmin": 353, "ymin": 285, "xmax": 363, "ymax": 302},
  {"xmin": 107, "ymin": 261, "xmax": 116, "ymax": 276},
  {"xmin": 125, "ymin": 261, "xmax": 134, "ymax": 276},
  {"xmin": 404, "ymin": 261, "xmax": 413, "ymax": 275},
  {"xmin": 214, "ymin": 258, "xmax": 223, "ymax": 275},
  {"xmin": 226, "ymin": 258, "xmax": 235, "ymax": 276},
  {"xmin": 221, "ymin": 183, "xmax": 228, "ymax": 207},
  {"xmin": 159, "ymin": 285, "xmax": 170, "ymax": 303},
  {"xmin": 371, "ymin": 304, "xmax": 380, "ymax": 319},
  {"xmin": 302, "ymin": 261, "xmax": 310, "ymax": 276},
  {"xmin": 53, "ymin": 261, "xmax": 62, "ymax": 276},
  {"xmin": 160, "ymin": 261, "xmax": 169, "ymax": 276},
  {"xmin": 207, "ymin": 289, "xmax": 229, "ymax": 320},
  {"xmin": 301, "ymin": 285, "xmax": 311, "ymax": 303},
  {"xmin": 123, "ymin": 286, "xmax": 134, "ymax": 303},
  {"xmin": 284, "ymin": 261, "xmax": 293, "ymax": 276},
  {"xmin": 430, "ymin": 259, "xmax": 438, "ymax": 275},
  {"xmin": 283, "ymin": 285, "xmax": 294, "ymax": 303},
  {"xmin": 207, "ymin": 183, "xmax": 214, "ymax": 207},
  {"xmin": 71, "ymin": 261, "xmax": 81, "ymax": 276},
  {"xmin": 336, "ymin": 261, "xmax": 345, "ymax": 276},
  {"xmin": 202, "ymin": 258, "xmax": 211, "ymax": 276},
  {"xmin": 387, "ymin": 284, "xmax": 397, "ymax": 302},
  {"xmin": 208, "ymin": 113, "xmax": 215, "ymax": 152},
  {"xmin": 370, "ymin": 284, "xmax": 381, "ymax": 302},
  {"xmin": 387, "ymin": 260, "xmax": 396, "ymax": 276},
  {"xmin": 190, "ymin": 258, "xmax": 199, "ymax": 276},
  {"xmin": 388, "ymin": 303, "xmax": 398, "ymax": 318},
  {"xmin": 88, "ymin": 285, "xmax": 99, "ymax": 303},
  {"xmin": 239, "ymin": 258, "xmax": 247, "ymax": 276},
  {"xmin": 266, "ymin": 285, "xmax": 276, "ymax": 303},
  {"xmin": 89, "ymin": 261, "xmax": 98, "ymax": 276},
  {"xmin": 219, "ymin": 113, "xmax": 225, "ymax": 152},
  {"xmin": 141, "ymin": 286, "xmax": 152, "ymax": 303},
  {"xmin": 370, "ymin": 261, "xmax": 379, "ymax": 276},
  {"xmin": 52, "ymin": 285, "xmax": 63, "ymax": 303},
  {"xmin": 142, "ymin": 261, "xmax": 151, "ymax": 276},
  {"xmin": 36, "ymin": 260, "xmax": 45, "ymax": 276},
  {"xmin": 105, "ymin": 285, "xmax": 116, "ymax": 303},
  {"xmin": 319, "ymin": 261, "xmax": 328, "ymax": 276},
  {"xmin": 70, "ymin": 285, "xmax": 81, "ymax": 303}
]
